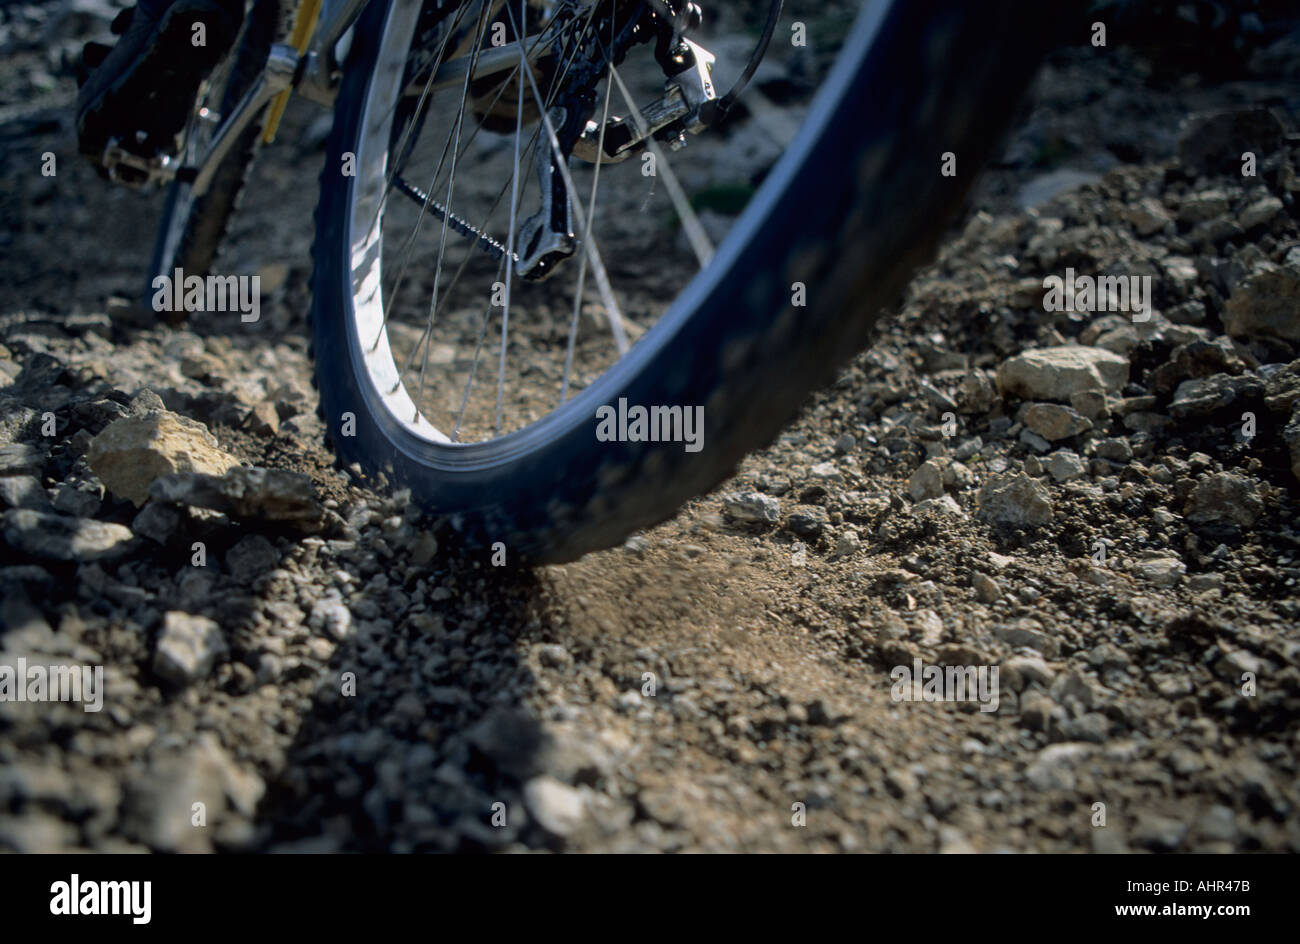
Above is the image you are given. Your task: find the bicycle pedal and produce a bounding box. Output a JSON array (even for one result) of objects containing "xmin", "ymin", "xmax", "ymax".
[{"xmin": 101, "ymin": 137, "xmax": 180, "ymax": 189}]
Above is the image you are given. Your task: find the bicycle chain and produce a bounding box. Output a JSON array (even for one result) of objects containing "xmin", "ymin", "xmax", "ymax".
[
  {"xmin": 392, "ymin": 0, "xmax": 654, "ymax": 261},
  {"xmin": 393, "ymin": 174, "xmax": 516, "ymax": 260}
]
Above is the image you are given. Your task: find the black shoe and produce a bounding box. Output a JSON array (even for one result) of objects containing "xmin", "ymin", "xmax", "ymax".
[{"xmin": 76, "ymin": 0, "xmax": 244, "ymax": 175}]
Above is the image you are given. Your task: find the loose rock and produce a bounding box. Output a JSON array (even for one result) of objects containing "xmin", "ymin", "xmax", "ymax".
[
  {"xmin": 976, "ymin": 473, "xmax": 1053, "ymax": 528},
  {"xmin": 1183, "ymin": 472, "xmax": 1265, "ymax": 527},
  {"xmin": 225, "ymin": 534, "xmax": 280, "ymax": 583},
  {"xmin": 908, "ymin": 460, "xmax": 945, "ymax": 501},
  {"xmin": 153, "ymin": 612, "xmax": 228, "ymax": 687},
  {"xmin": 1022, "ymin": 403, "xmax": 1093, "ymax": 441},
  {"xmin": 1044, "ymin": 450, "xmax": 1086, "ymax": 482},
  {"xmin": 150, "ymin": 466, "xmax": 326, "ymax": 532},
  {"xmin": 2, "ymin": 509, "xmax": 134, "ymax": 562},
  {"xmin": 722, "ymin": 491, "xmax": 780, "ymax": 524},
  {"xmin": 524, "ymin": 776, "xmax": 585, "ymax": 838},
  {"xmin": 1223, "ymin": 263, "xmax": 1300, "ymax": 341},
  {"xmin": 996, "ymin": 346, "xmax": 1129, "ymax": 401},
  {"xmin": 87, "ymin": 410, "xmax": 238, "ymax": 506}
]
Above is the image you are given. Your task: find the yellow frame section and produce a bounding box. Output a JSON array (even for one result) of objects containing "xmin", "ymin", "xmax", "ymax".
[{"xmin": 261, "ymin": 0, "xmax": 326, "ymax": 144}]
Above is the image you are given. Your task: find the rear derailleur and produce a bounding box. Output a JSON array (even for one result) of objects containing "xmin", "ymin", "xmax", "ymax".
[{"xmin": 514, "ymin": 0, "xmax": 718, "ymax": 280}]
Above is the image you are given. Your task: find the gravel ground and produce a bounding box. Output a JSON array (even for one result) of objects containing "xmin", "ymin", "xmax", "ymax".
[{"xmin": 2, "ymin": 1, "xmax": 1300, "ymax": 853}]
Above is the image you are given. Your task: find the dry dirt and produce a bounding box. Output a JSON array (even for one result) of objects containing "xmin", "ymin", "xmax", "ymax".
[{"xmin": 1, "ymin": 0, "xmax": 1299, "ymax": 853}]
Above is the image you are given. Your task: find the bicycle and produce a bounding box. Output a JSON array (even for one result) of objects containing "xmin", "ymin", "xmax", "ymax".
[{"xmin": 100, "ymin": 0, "xmax": 1058, "ymax": 562}]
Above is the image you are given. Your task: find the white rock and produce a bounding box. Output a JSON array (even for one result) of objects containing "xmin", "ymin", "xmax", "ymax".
[
  {"xmin": 1025, "ymin": 743, "xmax": 1091, "ymax": 791},
  {"xmin": 524, "ymin": 776, "xmax": 585, "ymax": 838},
  {"xmin": 1123, "ymin": 196, "xmax": 1172, "ymax": 236},
  {"xmin": 1133, "ymin": 555, "xmax": 1186, "ymax": 587},
  {"xmin": 1022, "ymin": 403, "xmax": 1093, "ymax": 441},
  {"xmin": 908, "ymin": 460, "xmax": 945, "ymax": 501},
  {"xmin": 976, "ymin": 474, "xmax": 1053, "ymax": 528},
  {"xmin": 914, "ymin": 495, "xmax": 966, "ymax": 517},
  {"xmin": 722, "ymin": 491, "xmax": 780, "ymax": 524},
  {"xmin": 309, "ymin": 597, "xmax": 353, "ymax": 641},
  {"xmin": 808, "ymin": 461, "xmax": 842, "ymax": 482},
  {"xmin": 153, "ymin": 612, "xmax": 227, "ymax": 687},
  {"xmin": 834, "ymin": 530, "xmax": 861, "ymax": 556},
  {"xmin": 1002, "ymin": 655, "xmax": 1055, "ymax": 690},
  {"xmin": 1239, "ymin": 195, "xmax": 1282, "ymax": 230},
  {"xmin": 1044, "ymin": 450, "xmax": 1087, "ymax": 482},
  {"xmin": 996, "ymin": 346, "xmax": 1129, "ymax": 401},
  {"xmin": 972, "ymin": 572, "xmax": 1001, "ymax": 603},
  {"xmin": 87, "ymin": 410, "xmax": 238, "ymax": 507}
]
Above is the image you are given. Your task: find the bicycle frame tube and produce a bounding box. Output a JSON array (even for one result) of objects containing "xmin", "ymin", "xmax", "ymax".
[
  {"xmin": 262, "ymin": 0, "xmax": 327, "ymax": 142},
  {"xmin": 314, "ymin": 0, "xmax": 540, "ymax": 100},
  {"xmin": 190, "ymin": 42, "xmax": 299, "ymax": 195},
  {"xmin": 317, "ymin": 0, "xmax": 372, "ymax": 66},
  {"xmin": 186, "ymin": 0, "xmax": 561, "ymax": 194}
]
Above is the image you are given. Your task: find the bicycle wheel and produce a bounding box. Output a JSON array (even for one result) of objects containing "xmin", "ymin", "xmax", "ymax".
[
  {"xmin": 310, "ymin": 0, "xmax": 1058, "ymax": 562},
  {"xmin": 146, "ymin": 0, "xmax": 288, "ymax": 314}
]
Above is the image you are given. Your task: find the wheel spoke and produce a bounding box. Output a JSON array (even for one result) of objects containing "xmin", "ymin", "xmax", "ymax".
[
  {"xmin": 379, "ymin": 0, "xmax": 600, "ymax": 362},
  {"xmin": 560, "ymin": 30, "xmax": 617, "ymax": 406},
  {"xmin": 452, "ymin": 254, "xmax": 508, "ymax": 442},
  {"xmin": 374, "ymin": 11, "xmax": 485, "ymax": 355},
  {"xmin": 413, "ymin": 0, "xmax": 495, "ymax": 422},
  {"xmin": 416, "ymin": 0, "xmax": 607, "ymax": 246},
  {"xmin": 496, "ymin": 0, "xmax": 528, "ymax": 438},
  {"xmin": 382, "ymin": 0, "xmax": 702, "ymax": 441},
  {"xmin": 375, "ymin": 0, "xmax": 599, "ymax": 258},
  {"xmin": 388, "ymin": 120, "xmax": 543, "ymax": 402},
  {"xmin": 605, "ymin": 61, "xmax": 715, "ymax": 269},
  {"xmin": 505, "ymin": 1, "xmax": 628, "ymax": 360},
  {"xmin": 363, "ymin": 0, "xmax": 479, "ymax": 250}
]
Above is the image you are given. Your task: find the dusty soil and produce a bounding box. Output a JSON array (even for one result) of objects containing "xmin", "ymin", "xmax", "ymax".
[{"xmin": 1, "ymin": 0, "xmax": 1299, "ymax": 853}]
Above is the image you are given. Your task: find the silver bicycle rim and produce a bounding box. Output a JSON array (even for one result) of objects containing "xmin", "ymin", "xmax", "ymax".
[{"xmin": 342, "ymin": 0, "xmax": 876, "ymax": 462}]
